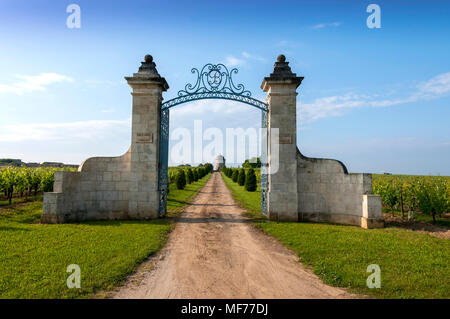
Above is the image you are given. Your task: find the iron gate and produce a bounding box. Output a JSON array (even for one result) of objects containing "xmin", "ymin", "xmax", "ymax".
[{"xmin": 158, "ymin": 63, "xmax": 268, "ymax": 216}]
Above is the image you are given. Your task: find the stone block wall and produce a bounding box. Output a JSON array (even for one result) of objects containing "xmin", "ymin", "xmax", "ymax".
[
  {"xmin": 296, "ymin": 148, "xmax": 383, "ymax": 228},
  {"xmin": 41, "ymin": 55, "xmax": 167, "ymax": 224},
  {"xmin": 41, "ymin": 150, "xmax": 132, "ymax": 223}
]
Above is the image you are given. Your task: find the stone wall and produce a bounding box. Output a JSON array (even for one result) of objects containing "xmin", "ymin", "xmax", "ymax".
[
  {"xmin": 41, "ymin": 55, "xmax": 167, "ymax": 224},
  {"xmin": 41, "ymin": 151, "xmax": 131, "ymax": 223},
  {"xmin": 296, "ymin": 148, "xmax": 383, "ymax": 228}
]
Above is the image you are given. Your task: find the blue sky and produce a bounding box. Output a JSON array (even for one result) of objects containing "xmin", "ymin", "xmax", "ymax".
[{"xmin": 0, "ymin": 0, "xmax": 449, "ymax": 175}]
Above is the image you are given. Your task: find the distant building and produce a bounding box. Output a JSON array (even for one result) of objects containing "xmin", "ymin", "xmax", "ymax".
[
  {"xmin": 0, "ymin": 158, "xmax": 22, "ymax": 166},
  {"xmin": 214, "ymin": 155, "xmax": 225, "ymax": 171},
  {"xmin": 25, "ymin": 162, "xmax": 40, "ymax": 167},
  {"xmin": 41, "ymin": 162, "xmax": 64, "ymax": 168}
]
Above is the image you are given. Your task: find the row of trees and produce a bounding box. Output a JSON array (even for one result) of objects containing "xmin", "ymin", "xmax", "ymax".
[
  {"xmin": 221, "ymin": 166, "xmax": 257, "ymax": 192},
  {"xmin": 0, "ymin": 166, "xmax": 77, "ymax": 204},
  {"xmin": 372, "ymin": 175, "xmax": 449, "ymax": 222},
  {"xmin": 172, "ymin": 163, "xmax": 213, "ymax": 190}
]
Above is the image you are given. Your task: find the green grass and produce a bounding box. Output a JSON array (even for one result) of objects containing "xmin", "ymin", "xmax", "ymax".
[
  {"xmin": 221, "ymin": 173, "xmax": 264, "ymax": 216},
  {"xmin": 221, "ymin": 174, "xmax": 450, "ymax": 299},
  {"xmin": 166, "ymin": 174, "xmax": 211, "ymax": 215},
  {"xmin": 0, "ymin": 194, "xmax": 43, "ymax": 207},
  {"xmin": 0, "ymin": 174, "xmax": 211, "ymax": 299},
  {"xmin": 383, "ymin": 208, "xmax": 450, "ymax": 228}
]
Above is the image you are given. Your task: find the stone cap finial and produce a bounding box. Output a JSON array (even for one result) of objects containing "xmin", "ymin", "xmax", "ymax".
[
  {"xmin": 277, "ymin": 54, "xmax": 286, "ymax": 62},
  {"xmin": 137, "ymin": 54, "xmax": 160, "ymax": 76},
  {"xmin": 270, "ymin": 54, "xmax": 296, "ymax": 78},
  {"xmin": 261, "ymin": 54, "xmax": 303, "ymax": 91},
  {"xmin": 125, "ymin": 54, "xmax": 169, "ymax": 91}
]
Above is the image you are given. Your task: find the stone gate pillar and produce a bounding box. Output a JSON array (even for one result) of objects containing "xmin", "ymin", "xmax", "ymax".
[
  {"xmin": 125, "ymin": 55, "xmax": 168, "ymax": 218},
  {"xmin": 262, "ymin": 55, "xmax": 303, "ymax": 221}
]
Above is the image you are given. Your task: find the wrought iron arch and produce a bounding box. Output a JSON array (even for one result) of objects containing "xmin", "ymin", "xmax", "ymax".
[
  {"xmin": 161, "ymin": 63, "xmax": 268, "ymax": 111},
  {"xmin": 158, "ymin": 63, "xmax": 268, "ymax": 217}
]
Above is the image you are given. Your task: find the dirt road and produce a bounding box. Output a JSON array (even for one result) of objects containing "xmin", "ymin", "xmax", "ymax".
[{"xmin": 113, "ymin": 172, "xmax": 353, "ymax": 299}]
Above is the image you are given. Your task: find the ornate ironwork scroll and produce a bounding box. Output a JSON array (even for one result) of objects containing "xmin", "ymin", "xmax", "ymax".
[
  {"xmin": 161, "ymin": 63, "xmax": 268, "ymax": 111},
  {"xmin": 158, "ymin": 63, "xmax": 269, "ymax": 216}
]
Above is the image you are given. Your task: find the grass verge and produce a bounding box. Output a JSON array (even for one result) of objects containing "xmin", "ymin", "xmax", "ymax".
[
  {"xmin": 382, "ymin": 208, "xmax": 450, "ymax": 228},
  {"xmin": 221, "ymin": 173, "xmax": 266, "ymax": 220},
  {"xmin": 0, "ymin": 194, "xmax": 43, "ymax": 207},
  {"xmin": 0, "ymin": 174, "xmax": 211, "ymax": 299},
  {"xmin": 220, "ymin": 173, "xmax": 450, "ymax": 299},
  {"xmin": 167, "ymin": 174, "xmax": 211, "ymax": 216}
]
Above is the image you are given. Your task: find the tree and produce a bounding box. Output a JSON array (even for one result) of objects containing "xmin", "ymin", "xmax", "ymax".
[
  {"xmin": 403, "ymin": 179, "xmax": 419, "ymax": 217},
  {"xmin": 41, "ymin": 169, "xmax": 55, "ymax": 192},
  {"xmin": 245, "ymin": 168, "xmax": 257, "ymax": 192},
  {"xmin": 186, "ymin": 168, "xmax": 194, "ymax": 184},
  {"xmin": 175, "ymin": 169, "xmax": 186, "ymax": 190},
  {"xmin": 243, "ymin": 157, "xmax": 261, "ymax": 168},
  {"xmin": 197, "ymin": 166, "xmax": 205, "ymax": 178},
  {"xmin": 0, "ymin": 167, "xmax": 17, "ymax": 204},
  {"xmin": 428, "ymin": 178, "xmax": 448, "ymax": 221},
  {"xmin": 193, "ymin": 169, "xmax": 199, "ymax": 182},
  {"xmin": 379, "ymin": 180, "xmax": 399, "ymax": 216},
  {"xmin": 238, "ymin": 169, "xmax": 245, "ymax": 186},
  {"xmin": 232, "ymin": 169, "xmax": 239, "ymax": 183},
  {"xmin": 204, "ymin": 163, "xmax": 213, "ymax": 173}
]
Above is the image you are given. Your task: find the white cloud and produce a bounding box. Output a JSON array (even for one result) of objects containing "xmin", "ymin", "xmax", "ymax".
[
  {"xmin": 101, "ymin": 109, "xmax": 116, "ymax": 113},
  {"xmin": 300, "ymin": 72, "xmax": 450, "ymax": 123},
  {"xmin": 225, "ymin": 55, "xmax": 246, "ymax": 67},
  {"xmin": 0, "ymin": 73, "xmax": 74, "ymax": 95},
  {"xmin": 419, "ymin": 72, "xmax": 450, "ymax": 95},
  {"xmin": 311, "ymin": 22, "xmax": 341, "ymax": 29},
  {"xmin": 0, "ymin": 118, "xmax": 130, "ymax": 142},
  {"xmin": 242, "ymin": 51, "xmax": 266, "ymax": 63},
  {"xmin": 225, "ymin": 52, "xmax": 267, "ymax": 67}
]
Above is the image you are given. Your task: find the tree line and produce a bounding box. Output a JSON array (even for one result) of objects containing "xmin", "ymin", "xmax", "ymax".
[
  {"xmin": 0, "ymin": 166, "xmax": 77, "ymax": 204},
  {"xmin": 221, "ymin": 166, "xmax": 257, "ymax": 192},
  {"xmin": 372, "ymin": 174, "xmax": 449, "ymax": 222},
  {"xmin": 171, "ymin": 163, "xmax": 213, "ymax": 190}
]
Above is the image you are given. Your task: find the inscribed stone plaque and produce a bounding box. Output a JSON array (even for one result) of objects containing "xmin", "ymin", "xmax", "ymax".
[
  {"xmin": 136, "ymin": 133, "xmax": 153, "ymax": 143},
  {"xmin": 279, "ymin": 134, "xmax": 292, "ymax": 144}
]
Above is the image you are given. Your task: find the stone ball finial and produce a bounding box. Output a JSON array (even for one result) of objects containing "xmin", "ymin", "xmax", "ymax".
[
  {"xmin": 144, "ymin": 54, "xmax": 153, "ymax": 63},
  {"xmin": 277, "ymin": 54, "xmax": 286, "ymax": 62}
]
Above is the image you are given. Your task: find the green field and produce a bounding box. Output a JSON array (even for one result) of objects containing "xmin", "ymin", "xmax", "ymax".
[
  {"xmin": 221, "ymin": 173, "xmax": 450, "ymax": 299},
  {"xmin": 0, "ymin": 173, "xmax": 210, "ymax": 299}
]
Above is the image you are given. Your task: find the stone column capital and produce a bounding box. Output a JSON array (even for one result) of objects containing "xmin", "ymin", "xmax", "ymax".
[
  {"xmin": 125, "ymin": 54, "xmax": 169, "ymax": 92},
  {"xmin": 261, "ymin": 54, "xmax": 303, "ymax": 92}
]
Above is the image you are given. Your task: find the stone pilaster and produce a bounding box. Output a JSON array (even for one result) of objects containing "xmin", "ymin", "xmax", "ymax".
[
  {"xmin": 261, "ymin": 55, "xmax": 303, "ymax": 221},
  {"xmin": 125, "ymin": 55, "xmax": 168, "ymax": 218}
]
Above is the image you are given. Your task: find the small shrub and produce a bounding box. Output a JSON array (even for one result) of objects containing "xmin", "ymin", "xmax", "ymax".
[
  {"xmin": 193, "ymin": 169, "xmax": 199, "ymax": 182},
  {"xmin": 175, "ymin": 170, "xmax": 186, "ymax": 190},
  {"xmin": 186, "ymin": 168, "xmax": 194, "ymax": 184},
  {"xmin": 245, "ymin": 168, "xmax": 257, "ymax": 192},
  {"xmin": 232, "ymin": 169, "xmax": 239, "ymax": 183},
  {"xmin": 238, "ymin": 169, "xmax": 245, "ymax": 186}
]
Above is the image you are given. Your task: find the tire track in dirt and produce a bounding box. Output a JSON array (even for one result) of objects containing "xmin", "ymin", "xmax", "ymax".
[{"xmin": 113, "ymin": 172, "xmax": 354, "ymax": 299}]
